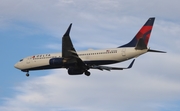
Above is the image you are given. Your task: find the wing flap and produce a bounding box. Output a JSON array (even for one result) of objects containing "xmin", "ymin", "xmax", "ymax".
[{"xmin": 91, "ymin": 59, "xmax": 135, "ymax": 71}]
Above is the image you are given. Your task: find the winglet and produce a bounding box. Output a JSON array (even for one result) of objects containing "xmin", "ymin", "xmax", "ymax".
[
  {"xmin": 62, "ymin": 23, "xmax": 75, "ymax": 58},
  {"xmin": 63, "ymin": 23, "xmax": 72, "ymax": 36},
  {"xmin": 127, "ymin": 59, "xmax": 135, "ymax": 69}
]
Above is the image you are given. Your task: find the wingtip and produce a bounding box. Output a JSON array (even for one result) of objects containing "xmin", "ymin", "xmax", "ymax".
[
  {"xmin": 63, "ymin": 23, "xmax": 73, "ymax": 36},
  {"xmin": 128, "ymin": 59, "xmax": 135, "ymax": 69},
  {"xmin": 149, "ymin": 17, "xmax": 155, "ymax": 19}
]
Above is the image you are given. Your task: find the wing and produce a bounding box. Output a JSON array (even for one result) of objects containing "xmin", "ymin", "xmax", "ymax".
[
  {"xmin": 90, "ymin": 59, "xmax": 135, "ymax": 71},
  {"xmin": 62, "ymin": 23, "xmax": 87, "ymax": 69}
]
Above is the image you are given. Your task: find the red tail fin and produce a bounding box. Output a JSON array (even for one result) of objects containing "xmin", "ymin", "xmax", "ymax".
[{"xmin": 119, "ymin": 17, "xmax": 155, "ymax": 48}]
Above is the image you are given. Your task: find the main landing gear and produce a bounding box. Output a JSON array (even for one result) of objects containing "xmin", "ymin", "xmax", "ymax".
[
  {"xmin": 26, "ymin": 71, "xmax": 29, "ymax": 77},
  {"xmin": 84, "ymin": 71, "xmax": 91, "ymax": 76}
]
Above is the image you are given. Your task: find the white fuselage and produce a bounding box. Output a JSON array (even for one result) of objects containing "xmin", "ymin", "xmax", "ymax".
[{"xmin": 14, "ymin": 47, "xmax": 148, "ymax": 71}]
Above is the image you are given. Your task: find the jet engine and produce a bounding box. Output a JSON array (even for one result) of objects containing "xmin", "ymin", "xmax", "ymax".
[
  {"xmin": 49, "ymin": 58, "xmax": 63, "ymax": 66},
  {"xmin": 68, "ymin": 68, "xmax": 84, "ymax": 75}
]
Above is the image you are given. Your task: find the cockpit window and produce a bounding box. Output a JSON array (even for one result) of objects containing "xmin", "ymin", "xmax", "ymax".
[{"xmin": 20, "ymin": 59, "xmax": 23, "ymax": 62}]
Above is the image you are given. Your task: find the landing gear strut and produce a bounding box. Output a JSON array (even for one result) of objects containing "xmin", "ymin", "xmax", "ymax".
[
  {"xmin": 26, "ymin": 71, "xmax": 29, "ymax": 77},
  {"xmin": 84, "ymin": 71, "xmax": 91, "ymax": 76}
]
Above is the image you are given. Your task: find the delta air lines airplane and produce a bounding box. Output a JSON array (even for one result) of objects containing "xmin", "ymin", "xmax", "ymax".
[{"xmin": 14, "ymin": 17, "xmax": 165, "ymax": 77}]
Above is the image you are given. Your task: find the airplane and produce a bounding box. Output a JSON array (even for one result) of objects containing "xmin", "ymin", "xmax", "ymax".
[{"xmin": 14, "ymin": 17, "xmax": 166, "ymax": 77}]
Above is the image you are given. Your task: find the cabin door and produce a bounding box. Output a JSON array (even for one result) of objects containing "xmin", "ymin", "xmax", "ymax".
[
  {"xmin": 121, "ymin": 48, "xmax": 126, "ymax": 56},
  {"xmin": 26, "ymin": 57, "xmax": 30, "ymax": 64}
]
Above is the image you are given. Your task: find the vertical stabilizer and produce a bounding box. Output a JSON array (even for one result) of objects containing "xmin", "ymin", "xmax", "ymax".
[{"xmin": 119, "ymin": 17, "xmax": 155, "ymax": 48}]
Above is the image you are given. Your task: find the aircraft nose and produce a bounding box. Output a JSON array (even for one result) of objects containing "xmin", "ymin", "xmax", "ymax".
[{"xmin": 14, "ymin": 63, "xmax": 20, "ymax": 69}]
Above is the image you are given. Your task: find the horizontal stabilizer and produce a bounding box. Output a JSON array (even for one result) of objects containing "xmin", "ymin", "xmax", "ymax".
[{"xmin": 148, "ymin": 49, "xmax": 166, "ymax": 53}]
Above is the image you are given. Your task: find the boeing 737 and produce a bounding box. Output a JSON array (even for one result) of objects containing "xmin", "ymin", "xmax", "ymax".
[{"xmin": 14, "ymin": 17, "xmax": 165, "ymax": 77}]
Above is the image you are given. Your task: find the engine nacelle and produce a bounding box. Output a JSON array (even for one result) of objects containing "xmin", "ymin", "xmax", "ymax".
[
  {"xmin": 68, "ymin": 68, "xmax": 84, "ymax": 75},
  {"xmin": 49, "ymin": 58, "xmax": 63, "ymax": 66}
]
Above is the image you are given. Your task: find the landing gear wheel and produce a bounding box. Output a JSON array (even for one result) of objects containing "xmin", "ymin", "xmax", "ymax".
[
  {"xmin": 85, "ymin": 71, "xmax": 91, "ymax": 76},
  {"xmin": 26, "ymin": 72, "xmax": 29, "ymax": 77}
]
